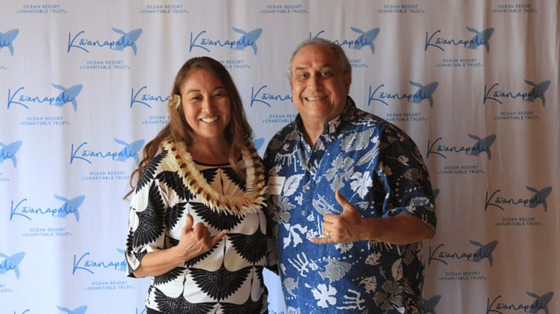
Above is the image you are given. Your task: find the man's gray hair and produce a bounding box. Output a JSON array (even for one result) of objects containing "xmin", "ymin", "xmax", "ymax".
[{"xmin": 287, "ymin": 38, "xmax": 352, "ymax": 79}]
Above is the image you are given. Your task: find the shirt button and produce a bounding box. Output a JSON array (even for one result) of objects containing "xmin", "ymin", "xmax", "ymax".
[
  {"xmin": 308, "ymin": 165, "xmax": 313, "ymax": 171},
  {"xmin": 304, "ymin": 186, "xmax": 311, "ymax": 191}
]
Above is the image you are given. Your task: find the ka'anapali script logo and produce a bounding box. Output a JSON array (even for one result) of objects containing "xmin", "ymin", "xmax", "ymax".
[
  {"xmin": 427, "ymin": 134, "xmax": 497, "ymax": 160},
  {"xmin": 189, "ymin": 27, "xmax": 263, "ymax": 54},
  {"xmin": 425, "ymin": 27, "xmax": 495, "ymax": 53},
  {"xmin": 484, "ymin": 80, "xmax": 551, "ymax": 106},
  {"xmin": 486, "ymin": 292, "xmax": 554, "ymax": 314},
  {"xmin": 7, "ymin": 84, "xmax": 83, "ymax": 110},
  {"xmin": 485, "ymin": 186, "xmax": 552, "ymax": 212},
  {"xmin": 429, "ymin": 240, "xmax": 498, "ymax": 266},
  {"xmin": 0, "ymin": 29, "xmax": 19, "ymax": 56},
  {"xmin": 311, "ymin": 28, "xmax": 380, "ymax": 54},
  {"xmin": 10, "ymin": 195, "xmax": 85, "ymax": 222},
  {"xmin": 130, "ymin": 86, "xmax": 169, "ymax": 108},
  {"xmin": 368, "ymin": 81, "xmax": 438, "ymax": 107},
  {"xmin": 70, "ymin": 139, "xmax": 145, "ymax": 165},
  {"xmin": 67, "ymin": 28, "xmax": 142, "ymax": 55},
  {"xmin": 72, "ymin": 249, "xmax": 127, "ymax": 275},
  {"xmin": 250, "ymin": 85, "xmax": 292, "ymax": 107}
]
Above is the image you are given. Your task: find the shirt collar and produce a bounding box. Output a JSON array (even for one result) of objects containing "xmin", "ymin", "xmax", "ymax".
[{"xmin": 294, "ymin": 96, "xmax": 357, "ymax": 140}]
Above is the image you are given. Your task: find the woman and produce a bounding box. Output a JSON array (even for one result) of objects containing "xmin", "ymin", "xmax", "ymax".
[{"xmin": 125, "ymin": 57, "xmax": 268, "ymax": 313}]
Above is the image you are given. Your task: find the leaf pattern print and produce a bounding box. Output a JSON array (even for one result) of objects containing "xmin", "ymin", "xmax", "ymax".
[
  {"xmin": 283, "ymin": 174, "xmax": 304, "ymax": 197},
  {"xmin": 311, "ymin": 284, "xmax": 337, "ymax": 308},
  {"xmin": 350, "ymin": 171, "xmax": 372, "ymax": 198},
  {"xmin": 324, "ymin": 154, "xmax": 354, "ymax": 190}
]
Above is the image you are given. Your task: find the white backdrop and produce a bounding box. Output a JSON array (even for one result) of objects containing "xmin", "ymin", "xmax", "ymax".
[{"xmin": 1, "ymin": 1, "xmax": 558, "ymax": 313}]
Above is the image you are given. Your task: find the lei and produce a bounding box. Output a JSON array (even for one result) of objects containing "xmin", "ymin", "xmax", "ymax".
[{"xmin": 163, "ymin": 139, "xmax": 267, "ymax": 215}]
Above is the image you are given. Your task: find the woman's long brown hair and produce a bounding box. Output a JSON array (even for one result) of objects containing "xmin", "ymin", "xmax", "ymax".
[{"xmin": 125, "ymin": 57, "xmax": 253, "ymax": 198}]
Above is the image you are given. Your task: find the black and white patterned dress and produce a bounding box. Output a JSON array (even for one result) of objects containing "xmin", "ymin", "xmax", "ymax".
[{"xmin": 125, "ymin": 141, "xmax": 268, "ymax": 313}]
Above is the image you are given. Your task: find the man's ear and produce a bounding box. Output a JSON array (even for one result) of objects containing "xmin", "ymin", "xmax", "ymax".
[{"xmin": 343, "ymin": 72, "xmax": 352, "ymax": 91}]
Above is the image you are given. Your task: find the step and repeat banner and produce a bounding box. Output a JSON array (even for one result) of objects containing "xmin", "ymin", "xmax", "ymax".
[{"xmin": 1, "ymin": 1, "xmax": 558, "ymax": 313}]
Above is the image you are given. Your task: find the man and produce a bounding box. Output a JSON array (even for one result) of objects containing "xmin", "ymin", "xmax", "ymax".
[{"xmin": 264, "ymin": 38, "xmax": 437, "ymax": 313}]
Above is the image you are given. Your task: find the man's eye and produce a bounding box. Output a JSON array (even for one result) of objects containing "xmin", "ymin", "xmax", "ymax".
[
  {"xmin": 298, "ymin": 73, "xmax": 308, "ymax": 79},
  {"xmin": 321, "ymin": 71, "xmax": 332, "ymax": 77}
]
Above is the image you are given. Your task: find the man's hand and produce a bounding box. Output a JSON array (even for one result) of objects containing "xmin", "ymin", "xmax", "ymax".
[{"xmin": 311, "ymin": 190, "xmax": 366, "ymax": 244}]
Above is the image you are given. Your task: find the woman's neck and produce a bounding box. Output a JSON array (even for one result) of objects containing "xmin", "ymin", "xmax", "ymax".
[{"xmin": 188, "ymin": 138, "xmax": 231, "ymax": 164}]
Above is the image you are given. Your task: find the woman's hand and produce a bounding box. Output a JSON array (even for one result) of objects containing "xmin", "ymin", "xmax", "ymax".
[{"xmin": 178, "ymin": 214, "xmax": 227, "ymax": 261}]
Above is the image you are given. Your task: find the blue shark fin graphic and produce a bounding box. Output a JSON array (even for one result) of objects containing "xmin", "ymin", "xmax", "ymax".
[{"xmin": 71, "ymin": 99, "xmax": 78, "ymax": 111}]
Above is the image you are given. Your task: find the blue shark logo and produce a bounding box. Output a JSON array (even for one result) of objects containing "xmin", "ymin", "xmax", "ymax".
[
  {"xmin": 52, "ymin": 84, "xmax": 83, "ymax": 111},
  {"xmin": 9, "ymin": 195, "xmax": 85, "ymax": 221},
  {"xmin": 189, "ymin": 28, "xmax": 263, "ymax": 54},
  {"xmin": 7, "ymin": 84, "xmax": 83, "ymax": 110},
  {"xmin": 72, "ymin": 252, "xmax": 127, "ymax": 275},
  {"xmin": 0, "ymin": 141, "xmax": 22, "ymax": 167},
  {"xmin": 250, "ymin": 85, "xmax": 292, "ymax": 107},
  {"xmin": 425, "ymin": 27, "xmax": 494, "ymax": 53},
  {"xmin": 470, "ymin": 240, "xmax": 497, "ymax": 266},
  {"xmin": 485, "ymin": 186, "xmax": 552, "ymax": 212},
  {"xmin": 111, "ymin": 28, "xmax": 142, "ymax": 55},
  {"xmin": 427, "ymin": 134, "xmax": 497, "ymax": 160},
  {"xmin": 233, "ymin": 27, "xmax": 262, "ymax": 54},
  {"xmin": 429, "ymin": 240, "xmax": 498, "ymax": 266},
  {"xmin": 0, "ymin": 252, "xmax": 25, "ymax": 279},
  {"xmin": 368, "ymin": 81, "xmax": 438, "ymax": 107},
  {"xmin": 70, "ymin": 139, "xmax": 145, "ymax": 164},
  {"xmin": 54, "ymin": 195, "xmax": 85, "ymax": 222},
  {"xmin": 0, "ymin": 29, "xmax": 19, "ymax": 56},
  {"xmin": 56, "ymin": 306, "xmax": 87, "ymax": 314},
  {"xmin": 67, "ymin": 28, "xmax": 143, "ymax": 55},
  {"xmin": 483, "ymin": 80, "xmax": 551, "ymax": 106},
  {"xmin": 130, "ymin": 86, "xmax": 169, "ymax": 108},
  {"xmin": 311, "ymin": 28, "xmax": 381, "ymax": 55},
  {"xmin": 486, "ymin": 292, "xmax": 554, "ymax": 314},
  {"xmin": 350, "ymin": 27, "xmax": 380, "ymax": 54},
  {"xmin": 422, "ymin": 295, "xmax": 441, "ymax": 314}
]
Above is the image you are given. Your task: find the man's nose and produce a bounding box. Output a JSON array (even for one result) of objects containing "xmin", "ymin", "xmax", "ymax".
[{"xmin": 308, "ymin": 74, "xmax": 322, "ymax": 89}]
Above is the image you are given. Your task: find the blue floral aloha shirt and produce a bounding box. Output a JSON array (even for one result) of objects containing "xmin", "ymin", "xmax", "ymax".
[{"xmin": 264, "ymin": 97, "xmax": 436, "ymax": 314}]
